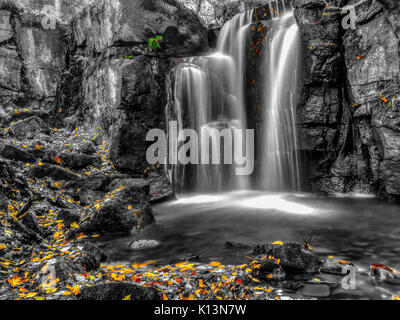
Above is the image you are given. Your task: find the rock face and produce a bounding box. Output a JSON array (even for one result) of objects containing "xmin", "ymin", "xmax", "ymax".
[
  {"xmin": 293, "ymin": 0, "xmax": 400, "ymax": 202},
  {"xmin": 67, "ymin": 0, "xmax": 208, "ymax": 177},
  {"xmin": 0, "ymin": 0, "xmax": 207, "ymax": 199}
]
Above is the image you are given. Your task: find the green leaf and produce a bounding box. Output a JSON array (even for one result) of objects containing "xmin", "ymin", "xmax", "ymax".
[
  {"xmin": 124, "ymin": 55, "xmax": 133, "ymax": 59},
  {"xmin": 148, "ymin": 36, "xmax": 163, "ymax": 51},
  {"xmin": 148, "ymin": 38, "xmax": 155, "ymax": 47}
]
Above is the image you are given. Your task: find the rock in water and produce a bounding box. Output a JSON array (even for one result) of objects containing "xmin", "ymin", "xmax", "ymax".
[
  {"xmin": 370, "ymin": 264, "xmax": 400, "ymax": 286},
  {"xmin": 78, "ymin": 185, "xmax": 155, "ymax": 235},
  {"xmin": 298, "ymin": 284, "xmax": 331, "ymax": 298},
  {"xmin": 129, "ymin": 239, "xmax": 160, "ymax": 250},
  {"xmin": 321, "ymin": 257, "xmax": 354, "ymax": 275},
  {"xmin": 225, "ymin": 241, "xmax": 253, "ymax": 251},
  {"xmin": 253, "ymin": 242, "xmax": 322, "ymax": 274}
]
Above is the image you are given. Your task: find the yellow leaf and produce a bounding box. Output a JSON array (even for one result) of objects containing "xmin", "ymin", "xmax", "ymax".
[
  {"xmin": 272, "ymin": 241, "xmax": 283, "ymax": 245},
  {"xmin": 70, "ymin": 222, "xmax": 79, "ymax": 229},
  {"xmin": 8, "ymin": 275, "xmax": 22, "ymax": 287},
  {"xmin": 123, "ymin": 294, "xmax": 132, "ymax": 300},
  {"xmin": 210, "ymin": 261, "xmax": 222, "ymax": 267},
  {"xmin": 65, "ymin": 285, "xmax": 80, "ymax": 295}
]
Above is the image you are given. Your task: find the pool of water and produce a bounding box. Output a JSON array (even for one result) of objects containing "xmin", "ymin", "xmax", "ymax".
[{"xmin": 98, "ymin": 191, "xmax": 400, "ymax": 299}]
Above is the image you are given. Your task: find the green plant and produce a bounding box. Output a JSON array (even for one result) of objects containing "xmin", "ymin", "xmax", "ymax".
[{"xmin": 148, "ymin": 36, "xmax": 163, "ymax": 51}]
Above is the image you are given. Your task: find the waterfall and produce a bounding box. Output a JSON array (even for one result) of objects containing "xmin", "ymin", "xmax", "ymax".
[
  {"xmin": 168, "ymin": 11, "xmax": 254, "ymax": 193},
  {"xmin": 261, "ymin": 10, "xmax": 301, "ymax": 191},
  {"xmin": 168, "ymin": 4, "xmax": 301, "ymax": 194}
]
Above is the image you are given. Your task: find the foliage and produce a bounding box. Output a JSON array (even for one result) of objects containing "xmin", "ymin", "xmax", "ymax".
[{"xmin": 148, "ymin": 36, "xmax": 163, "ymax": 51}]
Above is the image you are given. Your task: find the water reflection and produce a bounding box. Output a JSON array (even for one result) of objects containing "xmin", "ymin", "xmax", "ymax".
[{"xmin": 240, "ymin": 194, "xmax": 315, "ymax": 215}]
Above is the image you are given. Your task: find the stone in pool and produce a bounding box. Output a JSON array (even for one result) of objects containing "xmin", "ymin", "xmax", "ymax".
[
  {"xmin": 298, "ymin": 284, "xmax": 331, "ymax": 298},
  {"xmin": 129, "ymin": 240, "xmax": 160, "ymax": 250}
]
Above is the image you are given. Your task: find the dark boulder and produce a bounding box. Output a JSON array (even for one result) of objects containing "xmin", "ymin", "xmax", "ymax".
[
  {"xmin": 57, "ymin": 209, "xmax": 81, "ymax": 227},
  {"xmin": 78, "ymin": 186, "xmax": 155, "ymax": 235},
  {"xmin": 58, "ymin": 152, "xmax": 101, "ymax": 170},
  {"xmin": 370, "ymin": 264, "xmax": 400, "ymax": 286},
  {"xmin": 79, "ymin": 282, "xmax": 160, "ymax": 300},
  {"xmin": 74, "ymin": 242, "xmax": 107, "ymax": 272},
  {"xmin": 321, "ymin": 257, "xmax": 354, "ymax": 275},
  {"xmin": 27, "ymin": 164, "xmax": 80, "ymax": 181},
  {"xmin": 253, "ymin": 242, "xmax": 322, "ymax": 274},
  {"xmin": 65, "ymin": 173, "xmax": 112, "ymax": 191},
  {"xmin": 149, "ymin": 174, "xmax": 175, "ymax": 203},
  {"xmin": 0, "ymin": 144, "xmax": 36, "ymax": 163},
  {"xmin": 107, "ymin": 178, "xmax": 150, "ymax": 195}
]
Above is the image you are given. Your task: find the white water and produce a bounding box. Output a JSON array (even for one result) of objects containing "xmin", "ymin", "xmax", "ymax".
[
  {"xmin": 170, "ymin": 11, "xmax": 254, "ymax": 193},
  {"xmin": 261, "ymin": 11, "xmax": 301, "ymax": 191},
  {"xmin": 170, "ymin": 5, "xmax": 301, "ymax": 193}
]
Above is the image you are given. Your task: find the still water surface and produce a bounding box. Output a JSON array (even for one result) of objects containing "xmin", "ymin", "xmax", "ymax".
[{"xmin": 99, "ymin": 191, "xmax": 400, "ymax": 299}]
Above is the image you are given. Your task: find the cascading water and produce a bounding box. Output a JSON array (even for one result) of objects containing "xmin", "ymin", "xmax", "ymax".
[
  {"xmin": 168, "ymin": 2, "xmax": 301, "ymax": 194},
  {"xmin": 260, "ymin": 10, "xmax": 301, "ymax": 191},
  {"xmin": 169, "ymin": 10, "xmax": 254, "ymax": 193}
]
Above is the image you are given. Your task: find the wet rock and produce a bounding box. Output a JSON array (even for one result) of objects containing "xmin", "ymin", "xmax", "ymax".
[
  {"xmin": 39, "ymin": 242, "xmax": 106, "ymax": 285},
  {"xmin": 79, "ymin": 282, "xmax": 160, "ymax": 301},
  {"xmin": 72, "ymin": 0, "xmax": 208, "ymax": 56},
  {"xmin": 57, "ymin": 209, "xmax": 81, "ymax": 227},
  {"xmin": 74, "ymin": 242, "xmax": 107, "ymax": 272},
  {"xmin": 0, "ymin": 10, "xmax": 12, "ymax": 43},
  {"xmin": 370, "ymin": 264, "xmax": 400, "ymax": 286},
  {"xmin": 225, "ymin": 241, "xmax": 253, "ymax": 251},
  {"xmin": 107, "ymin": 178, "xmax": 150, "ymax": 195},
  {"xmin": 20, "ymin": 212, "xmax": 44, "ymax": 236},
  {"xmin": 0, "ymin": 46, "xmax": 21, "ymax": 92},
  {"xmin": 9, "ymin": 116, "xmax": 50, "ymax": 140},
  {"xmin": 297, "ymin": 87, "xmax": 341, "ymax": 125},
  {"xmin": 297, "ymin": 284, "xmax": 330, "ymax": 298},
  {"xmin": 0, "ymin": 144, "xmax": 36, "ymax": 163},
  {"xmin": 78, "ymin": 186, "xmax": 155, "ymax": 235},
  {"xmin": 66, "ymin": 173, "xmax": 111, "ymax": 191},
  {"xmin": 58, "ymin": 152, "xmax": 101, "ymax": 170},
  {"xmin": 72, "ymin": 141, "xmax": 97, "ymax": 155},
  {"xmin": 253, "ymin": 243, "xmax": 322, "ymax": 274},
  {"xmin": 14, "ymin": 11, "xmax": 68, "ymax": 100},
  {"xmin": 321, "ymin": 257, "xmax": 354, "ymax": 275},
  {"xmin": 149, "ymin": 175, "xmax": 175, "ymax": 203},
  {"xmin": 184, "ymin": 254, "xmax": 200, "ymax": 262},
  {"xmin": 377, "ymin": 0, "xmax": 400, "ymax": 10},
  {"xmin": 27, "ymin": 164, "xmax": 80, "ymax": 181},
  {"xmin": 77, "ymin": 189, "xmax": 106, "ymax": 207},
  {"xmin": 129, "ymin": 239, "xmax": 160, "ymax": 250}
]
